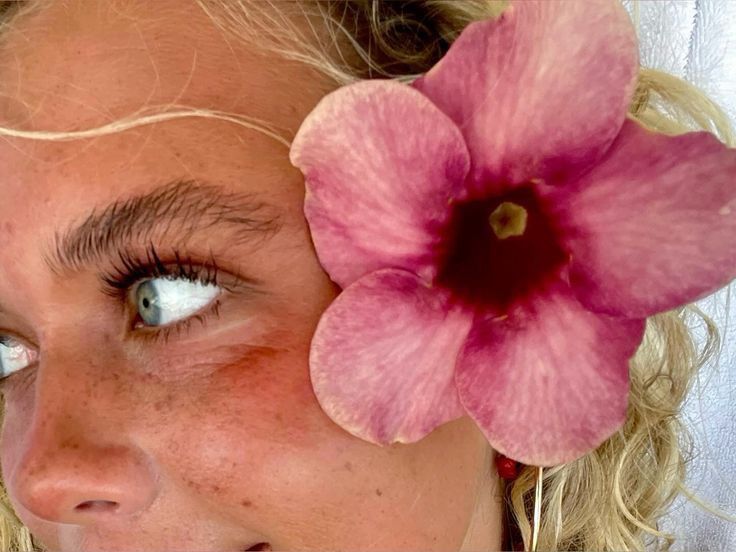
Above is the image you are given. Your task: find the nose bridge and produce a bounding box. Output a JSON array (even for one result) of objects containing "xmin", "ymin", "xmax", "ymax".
[
  {"xmin": 6, "ymin": 334, "xmax": 160, "ymax": 524},
  {"xmin": 32, "ymin": 330, "xmax": 132, "ymax": 440}
]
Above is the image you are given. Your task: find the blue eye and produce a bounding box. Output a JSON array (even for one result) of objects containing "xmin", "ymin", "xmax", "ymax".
[
  {"xmin": 134, "ymin": 277, "xmax": 221, "ymax": 328},
  {"xmin": 0, "ymin": 336, "xmax": 38, "ymax": 379}
]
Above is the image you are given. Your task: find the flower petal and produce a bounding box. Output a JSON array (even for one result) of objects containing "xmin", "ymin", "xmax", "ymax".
[
  {"xmin": 412, "ymin": 0, "xmax": 638, "ymax": 196},
  {"xmin": 290, "ymin": 80, "xmax": 471, "ymax": 288},
  {"xmin": 546, "ymin": 119, "xmax": 736, "ymax": 318},
  {"xmin": 309, "ymin": 268, "xmax": 474, "ymax": 444},
  {"xmin": 455, "ymin": 278, "xmax": 645, "ymax": 466}
]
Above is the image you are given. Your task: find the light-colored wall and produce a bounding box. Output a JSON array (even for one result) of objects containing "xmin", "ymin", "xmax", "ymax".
[{"xmin": 621, "ymin": 1, "xmax": 736, "ymax": 548}]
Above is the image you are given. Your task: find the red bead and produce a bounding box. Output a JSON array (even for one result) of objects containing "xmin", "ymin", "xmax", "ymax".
[{"xmin": 495, "ymin": 454, "xmax": 519, "ymax": 479}]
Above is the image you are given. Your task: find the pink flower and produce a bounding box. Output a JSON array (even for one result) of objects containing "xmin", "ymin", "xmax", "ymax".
[{"xmin": 289, "ymin": 0, "xmax": 736, "ymax": 466}]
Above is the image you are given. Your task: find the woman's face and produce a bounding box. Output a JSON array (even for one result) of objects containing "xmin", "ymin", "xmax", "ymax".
[{"xmin": 0, "ymin": 1, "xmax": 502, "ymax": 550}]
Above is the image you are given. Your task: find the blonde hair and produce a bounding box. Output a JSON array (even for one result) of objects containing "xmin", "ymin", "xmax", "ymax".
[{"xmin": 0, "ymin": 0, "xmax": 734, "ymax": 550}]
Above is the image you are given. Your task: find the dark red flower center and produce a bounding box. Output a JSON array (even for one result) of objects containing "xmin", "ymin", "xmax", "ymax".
[{"xmin": 436, "ymin": 184, "xmax": 569, "ymax": 312}]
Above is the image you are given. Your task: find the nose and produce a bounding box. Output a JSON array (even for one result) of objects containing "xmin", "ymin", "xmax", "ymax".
[
  {"xmin": 4, "ymin": 346, "xmax": 159, "ymax": 525},
  {"xmin": 9, "ymin": 438, "xmax": 159, "ymax": 524}
]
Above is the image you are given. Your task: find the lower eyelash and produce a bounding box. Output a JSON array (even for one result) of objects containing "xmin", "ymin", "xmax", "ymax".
[{"xmin": 135, "ymin": 299, "xmax": 223, "ymax": 345}]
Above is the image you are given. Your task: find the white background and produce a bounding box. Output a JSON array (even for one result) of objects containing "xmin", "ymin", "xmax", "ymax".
[{"xmin": 620, "ymin": 1, "xmax": 736, "ymax": 548}]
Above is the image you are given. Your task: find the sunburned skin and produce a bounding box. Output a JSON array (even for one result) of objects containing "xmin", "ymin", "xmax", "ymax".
[{"xmin": 0, "ymin": 1, "xmax": 503, "ymax": 550}]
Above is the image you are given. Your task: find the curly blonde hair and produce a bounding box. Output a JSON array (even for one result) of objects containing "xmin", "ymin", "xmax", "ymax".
[{"xmin": 0, "ymin": 1, "xmax": 734, "ymax": 550}]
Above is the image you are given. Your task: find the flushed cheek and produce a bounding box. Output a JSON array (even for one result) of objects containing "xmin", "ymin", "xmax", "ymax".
[
  {"xmin": 142, "ymin": 342, "xmax": 353, "ymax": 525},
  {"xmin": 204, "ymin": 340, "xmax": 325, "ymax": 445},
  {"xmin": 137, "ymin": 344, "xmax": 480, "ymax": 548},
  {"xmin": 144, "ymin": 338, "xmax": 329, "ymax": 473}
]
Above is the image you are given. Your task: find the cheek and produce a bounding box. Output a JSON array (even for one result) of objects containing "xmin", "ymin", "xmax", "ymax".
[
  {"xmin": 150, "ymin": 341, "xmax": 485, "ymax": 548},
  {"xmin": 146, "ymin": 328, "xmax": 338, "ymax": 496},
  {"xmin": 145, "ymin": 319, "xmax": 380, "ymax": 503},
  {"xmin": 205, "ymin": 339, "xmax": 325, "ymax": 449},
  {"xmin": 1, "ymin": 220, "xmax": 15, "ymax": 237}
]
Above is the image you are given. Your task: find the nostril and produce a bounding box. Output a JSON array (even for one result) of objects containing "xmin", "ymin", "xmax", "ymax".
[
  {"xmin": 74, "ymin": 500, "xmax": 119, "ymax": 513},
  {"xmin": 245, "ymin": 544, "xmax": 272, "ymax": 551}
]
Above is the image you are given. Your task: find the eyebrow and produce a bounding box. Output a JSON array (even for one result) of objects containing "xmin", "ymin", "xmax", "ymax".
[{"xmin": 44, "ymin": 178, "xmax": 283, "ymax": 275}]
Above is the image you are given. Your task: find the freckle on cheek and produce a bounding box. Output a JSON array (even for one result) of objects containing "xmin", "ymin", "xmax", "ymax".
[
  {"xmin": 153, "ymin": 392, "xmax": 175, "ymax": 413},
  {"xmin": 29, "ymin": 461, "xmax": 47, "ymax": 477},
  {"xmin": 184, "ymin": 477, "xmax": 203, "ymax": 492},
  {"xmin": 59, "ymin": 438, "xmax": 80, "ymax": 451}
]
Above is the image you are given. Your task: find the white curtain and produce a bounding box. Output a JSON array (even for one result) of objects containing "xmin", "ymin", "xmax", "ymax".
[{"xmin": 621, "ymin": 1, "xmax": 736, "ymax": 548}]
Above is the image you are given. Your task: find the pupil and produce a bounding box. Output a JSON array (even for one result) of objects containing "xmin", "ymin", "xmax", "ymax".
[{"xmin": 142, "ymin": 297, "xmax": 150, "ymax": 309}]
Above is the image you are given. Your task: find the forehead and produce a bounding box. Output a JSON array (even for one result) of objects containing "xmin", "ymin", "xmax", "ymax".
[
  {"xmin": 0, "ymin": 0, "xmax": 331, "ymax": 294},
  {"xmin": 0, "ymin": 0, "xmax": 326, "ymax": 133},
  {"xmin": 0, "ymin": 3, "xmax": 329, "ymax": 231}
]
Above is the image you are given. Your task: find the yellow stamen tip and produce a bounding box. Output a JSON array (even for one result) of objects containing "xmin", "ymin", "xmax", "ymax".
[{"xmin": 489, "ymin": 201, "xmax": 528, "ymax": 239}]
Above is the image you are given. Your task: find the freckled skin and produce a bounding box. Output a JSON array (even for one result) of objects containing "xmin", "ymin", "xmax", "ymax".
[{"xmin": 0, "ymin": 1, "xmax": 503, "ymax": 550}]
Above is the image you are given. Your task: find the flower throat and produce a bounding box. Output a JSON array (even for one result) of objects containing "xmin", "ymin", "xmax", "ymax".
[{"xmin": 437, "ymin": 184, "xmax": 569, "ymax": 311}]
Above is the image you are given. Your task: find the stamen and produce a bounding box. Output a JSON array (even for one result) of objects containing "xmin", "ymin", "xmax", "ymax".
[{"xmin": 488, "ymin": 201, "xmax": 528, "ymax": 239}]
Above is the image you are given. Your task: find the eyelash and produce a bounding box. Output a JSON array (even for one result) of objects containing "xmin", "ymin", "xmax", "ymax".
[{"xmin": 100, "ymin": 244, "xmax": 229, "ymax": 345}]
